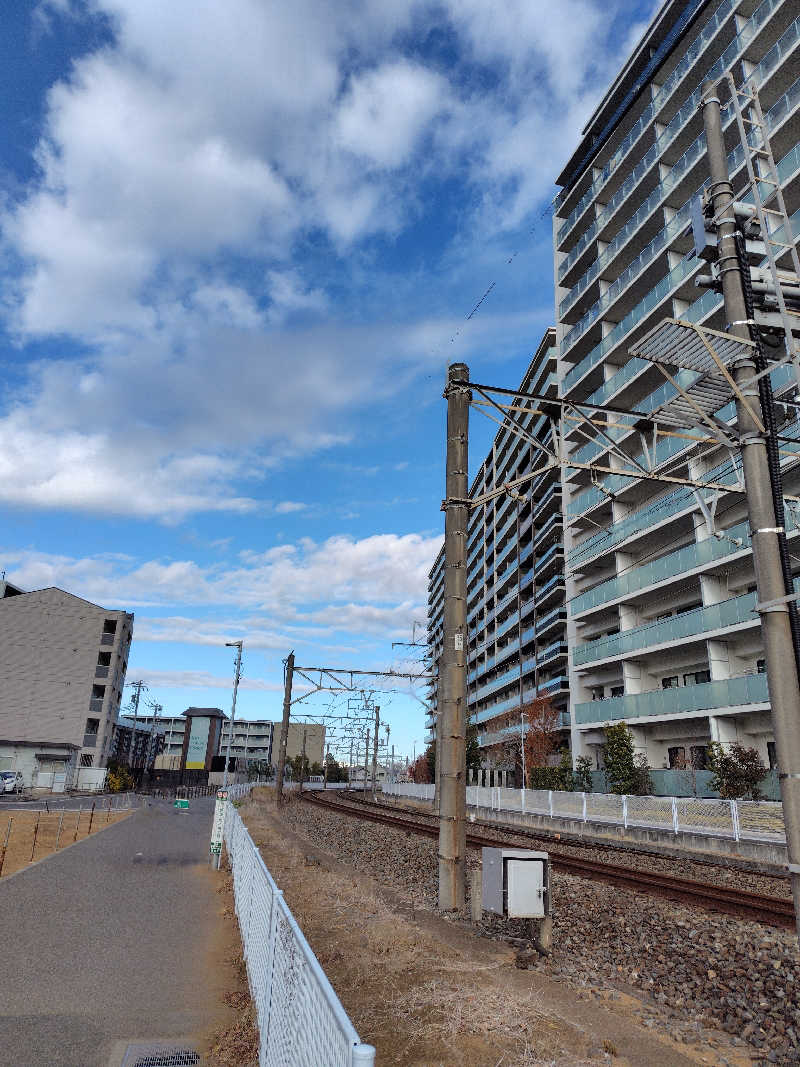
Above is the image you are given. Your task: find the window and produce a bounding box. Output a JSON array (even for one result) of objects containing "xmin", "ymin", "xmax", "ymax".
[
  {"xmin": 80, "ymin": 754, "xmax": 94, "ymax": 767},
  {"xmin": 661, "ymin": 676, "xmax": 679, "ymax": 689},
  {"xmin": 102, "ymin": 619, "xmax": 117, "ymax": 634},
  {"xmin": 683, "ymin": 670, "xmax": 711, "ymax": 686},
  {"xmin": 668, "ymin": 746, "xmax": 686, "ymax": 769},
  {"xmin": 84, "ymin": 717, "xmax": 99, "ymax": 747},
  {"xmin": 757, "ymin": 659, "xmax": 766, "ymax": 673},
  {"xmin": 591, "ymin": 687, "xmax": 604, "ymax": 701},
  {"xmin": 97, "ymin": 651, "xmax": 112, "ymax": 667},
  {"xmin": 92, "ymin": 684, "xmax": 105, "ymax": 699},
  {"xmin": 690, "ymin": 746, "xmax": 708, "ymax": 770},
  {"xmin": 610, "ymin": 685, "xmax": 624, "ymax": 698}
]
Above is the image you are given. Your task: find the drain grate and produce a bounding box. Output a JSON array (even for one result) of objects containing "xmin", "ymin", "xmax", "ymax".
[{"xmin": 121, "ymin": 1042, "xmax": 200, "ymax": 1067}]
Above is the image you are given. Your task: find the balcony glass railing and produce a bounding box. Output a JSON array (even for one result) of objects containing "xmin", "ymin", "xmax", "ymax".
[
  {"xmin": 534, "ymin": 607, "xmax": 567, "ymax": 634},
  {"xmin": 571, "ymin": 521, "xmax": 751, "ymax": 616},
  {"xmin": 474, "ymin": 664, "xmax": 521, "ymax": 704},
  {"xmin": 562, "ymin": 201, "xmax": 694, "ymax": 352},
  {"xmin": 574, "ymin": 671, "xmax": 769, "ymax": 725},
  {"xmin": 495, "ymin": 611, "xmax": 520, "ymax": 640},
  {"xmin": 557, "ymin": 0, "xmax": 791, "ymax": 251},
  {"xmin": 574, "ymin": 590, "xmax": 758, "ymax": 666},
  {"xmin": 535, "ymin": 575, "xmax": 565, "ymax": 602}
]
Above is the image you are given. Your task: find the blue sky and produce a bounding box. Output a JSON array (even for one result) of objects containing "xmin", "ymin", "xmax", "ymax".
[{"xmin": 1, "ymin": 0, "xmax": 656, "ymax": 762}]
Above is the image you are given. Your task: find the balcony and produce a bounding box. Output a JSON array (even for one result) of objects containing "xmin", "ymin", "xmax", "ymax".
[
  {"xmin": 574, "ymin": 671, "xmax": 769, "ymax": 725},
  {"xmin": 571, "ymin": 520, "xmax": 753, "ymax": 617},
  {"xmin": 534, "ymin": 575, "xmax": 565, "ymax": 607},
  {"xmin": 573, "ymin": 590, "xmax": 758, "ymax": 667},
  {"xmin": 557, "ymin": 2, "xmax": 793, "ymax": 257},
  {"xmin": 556, "ymin": 0, "xmax": 741, "ymax": 252}
]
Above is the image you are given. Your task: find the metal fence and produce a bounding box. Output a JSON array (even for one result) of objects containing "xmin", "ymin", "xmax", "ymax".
[
  {"xmin": 222, "ymin": 791, "xmax": 375, "ymax": 1066},
  {"xmin": 383, "ymin": 782, "xmax": 786, "ymax": 844}
]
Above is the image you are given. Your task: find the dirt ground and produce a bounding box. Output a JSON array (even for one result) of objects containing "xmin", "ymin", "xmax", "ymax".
[
  {"xmin": 201, "ymin": 868, "xmax": 260, "ymax": 1067},
  {"xmin": 0, "ymin": 806, "xmax": 131, "ymax": 877},
  {"xmin": 237, "ymin": 793, "xmax": 747, "ymax": 1067}
]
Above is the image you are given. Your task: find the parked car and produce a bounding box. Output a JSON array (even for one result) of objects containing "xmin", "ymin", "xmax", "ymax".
[{"xmin": 0, "ymin": 771, "xmax": 23, "ymax": 794}]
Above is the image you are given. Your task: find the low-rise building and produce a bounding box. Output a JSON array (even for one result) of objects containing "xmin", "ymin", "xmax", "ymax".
[{"xmin": 0, "ymin": 586, "xmax": 133, "ymax": 784}]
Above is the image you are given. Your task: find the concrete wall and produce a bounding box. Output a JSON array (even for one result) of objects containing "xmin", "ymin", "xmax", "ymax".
[{"xmin": 0, "ymin": 588, "xmax": 132, "ymax": 767}]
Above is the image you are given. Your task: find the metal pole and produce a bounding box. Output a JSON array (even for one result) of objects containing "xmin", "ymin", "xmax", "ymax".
[
  {"xmin": 275, "ymin": 652, "xmax": 294, "ymax": 806},
  {"xmin": 520, "ymin": 711, "xmax": 526, "ymax": 801},
  {"xmin": 702, "ymin": 83, "xmax": 800, "ymax": 938},
  {"xmin": 439, "ymin": 361, "xmax": 470, "ymax": 911},
  {"xmin": 222, "ymin": 640, "xmax": 243, "ymax": 792},
  {"xmin": 371, "ymin": 706, "xmax": 380, "ymax": 800},
  {"xmin": 363, "ymin": 729, "xmax": 370, "ymax": 794},
  {"xmin": 391, "ymin": 744, "xmax": 395, "ymax": 787},
  {"xmin": 349, "ymin": 738, "xmax": 354, "ymax": 785},
  {"xmin": 300, "ymin": 728, "xmax": 307, "ymax": 793}
]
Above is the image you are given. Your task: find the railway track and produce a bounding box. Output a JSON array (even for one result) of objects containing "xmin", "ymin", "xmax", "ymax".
[{"xmin": 301, "ymin": 789, "xmax": 796, "ymax": 929}]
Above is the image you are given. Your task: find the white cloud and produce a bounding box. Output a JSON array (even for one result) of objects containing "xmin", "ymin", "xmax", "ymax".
[
  {"xmin": 129, "ymin": 668, "xmax": 285, "ymax": 692},
  {"xmin": 275, "ymin": 501, "xmax": 307, "ymax": 515},
  {"xmin": 3, "ymin": 530, "xmax": 442, "ymax": 640},
  {"xmin": 2, "ymin": 0, "xmax": 640, "ymax": 520}
]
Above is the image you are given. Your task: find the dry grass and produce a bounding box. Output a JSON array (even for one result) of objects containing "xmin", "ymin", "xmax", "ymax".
[
  {"xmin": 0, "ymin": 807, "xmax": 131, "ymax": 877},
  {"xmin": 240, "ymin": 796, "xmax": 582, "ymax": 1066}
]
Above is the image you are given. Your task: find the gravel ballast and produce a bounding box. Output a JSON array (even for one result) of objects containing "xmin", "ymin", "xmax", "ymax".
[{"xmin": 280, "ymin": 795, "xmax": 800, "ymax": 1064}]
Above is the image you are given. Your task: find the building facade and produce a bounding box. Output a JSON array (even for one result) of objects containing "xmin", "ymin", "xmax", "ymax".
[
  {"xmin": 0, "ymin": 587, "xmax": 133, "ymax": 773},
  {"xmin": 553, "ymin": 0, "xmax": 800, "ymax": 771},
  {"xmin": 427, "ymin": 330, "xmax": 569, "ymax": 775}
]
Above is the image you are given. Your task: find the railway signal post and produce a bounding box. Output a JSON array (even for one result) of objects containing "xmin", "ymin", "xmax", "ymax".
[{"xmin": 439, "ymin": 362, "xmax": 470, "ymax": 912}]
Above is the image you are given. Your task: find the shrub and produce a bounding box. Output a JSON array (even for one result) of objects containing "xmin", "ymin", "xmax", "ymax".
[{"xmin": 707, "ymin": 742, "xmax": 767, "ymax": 800}]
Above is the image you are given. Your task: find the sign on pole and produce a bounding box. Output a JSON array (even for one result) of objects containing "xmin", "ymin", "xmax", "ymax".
[{"xmin": 210, "ymin": 789, "xmax": 228, "ymax": 856}]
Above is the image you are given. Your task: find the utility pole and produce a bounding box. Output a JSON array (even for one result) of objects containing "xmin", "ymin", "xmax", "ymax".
[
  {"xmin": 391, "ymin": 743, "xmax": 395, "ymax": 786},
  {"xmin": 439, "ymin": 362, "xmax": 470, "ymax": 912},
  {"xmin": 702, "ymin": 83, "xmax": 800, "ymax": 937},
  {"xmin": 371, "ymin": 706, "xmax": 380, "ymax": 799},
  {"xmin": 275, "ymin": 652, "xmax": 294, "ymax": 806},
  {"xmin": 146, "ymin": 703, "xmax": 162, "ymax": 787},
  {"xmin": 222, "ymin": 641, "xmax": 243, "ymax": 792},
  {"xmin": 126, "ymin": 680, "xmax": 147, "ymax": 783},
  {"xmin": 348, "ymin": 738, "xmax": 354, "ymax": 784},
  {"xmin": 363, "ymin": 729, "xmax": 370, "ymax": 794}
]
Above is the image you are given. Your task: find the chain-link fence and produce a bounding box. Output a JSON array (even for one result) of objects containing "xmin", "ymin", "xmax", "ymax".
[
  {"xmin": 223, "ymin": 796, "xmax": 375, "ymax": 1066},
  {"xmin": 385, "ymin": 782, "xmax": 786, "ymax": 843}
]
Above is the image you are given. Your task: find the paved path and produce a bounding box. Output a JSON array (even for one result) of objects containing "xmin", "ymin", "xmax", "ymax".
[{"xmin": 0, "ymin": 797, "xmax": 225, "ymax": 1066}]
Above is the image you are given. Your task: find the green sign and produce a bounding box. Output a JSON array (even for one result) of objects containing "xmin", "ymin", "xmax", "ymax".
[{"xmin": 174, "ymin": 798, "xmax": 190, "ymax": 810}]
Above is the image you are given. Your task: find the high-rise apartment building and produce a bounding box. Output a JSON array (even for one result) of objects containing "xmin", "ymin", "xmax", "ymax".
[
  {"xmin": 0, "ymin": 587, "xmax": 133, "ymax": 772},
  {"xmin": 427, "ymin": 330, "xmax": 569, "ymax": 775},
  {"xmin": 554, "ymin": 0, "xmax": 799, "ymax": 772}
]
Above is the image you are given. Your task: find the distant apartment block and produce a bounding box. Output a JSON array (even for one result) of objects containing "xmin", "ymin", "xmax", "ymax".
[
  {"xmin": 0, "ymin": 586, "xmax": 133, "ymax": 783},
  {"xmin": 553, "ymin": 0, "xmax": 800, "ymax": 771},
  {"xmin": 427, "ymin": 330, "xmax": 569, "ymax": 773}
]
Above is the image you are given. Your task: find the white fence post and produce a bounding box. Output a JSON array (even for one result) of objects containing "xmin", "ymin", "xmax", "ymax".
[
  {"xmin": 622, "ymin": 795, "xmax": 628, "ymax": 829},
  {"xmin": 731, "ymin": 799, "xmax": 741, "ymax": 841},
  {"xmin": 581, "ymin": 791, "xmax": 587, "ymax": 823},
  {"xmin": 671, "ymin": 796, "xmax": 679, "ymax": 835},
  {"xmin": 548, "ymin": 790, "xmax": 554, "ymax": 817}
]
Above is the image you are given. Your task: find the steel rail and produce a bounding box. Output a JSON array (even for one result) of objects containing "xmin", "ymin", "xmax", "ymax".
[{"xmin": 301, "ymin": 790, "xmax": 795, "ymax": 928}]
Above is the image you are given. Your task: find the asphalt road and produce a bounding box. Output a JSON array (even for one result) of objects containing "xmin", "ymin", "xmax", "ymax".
[{"xmin": 0, "ymin": 796, "xmax": 224, "ymax": 1066}]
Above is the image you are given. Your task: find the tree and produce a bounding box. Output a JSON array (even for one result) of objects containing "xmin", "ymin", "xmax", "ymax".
[
  {"xmin": 574, "ymin": 755, "xmax": 594, "ymax": 793},
  {"xmin": 425, "ymin": 742, "xmax": 436, "ymax": 783},
  {"xmin": 410, "ymin": 754, "xmax": 431, "ymax": 783},
  {"xmin": 324, "ymin": 754, "xmax": 348, "ymax": 783},
  {"xmin": 523, "ymin": 696, "xmax": 562, "ymax": 773},
  {"xmin": 465, "ymin": 721, "xmax": 481, "ymax": 776},
  {"xmin": 707, "ymin": 742, "xmax": 767, "ymax": 800},
  {"xmin": 602, "ymin": 723, "xmax": 651, "ymax": 795}
]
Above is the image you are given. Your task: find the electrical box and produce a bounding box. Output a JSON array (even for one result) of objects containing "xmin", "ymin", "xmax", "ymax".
[{"xmin": 481, "ymin": 848, "xmax": 550, "ymax": 919}]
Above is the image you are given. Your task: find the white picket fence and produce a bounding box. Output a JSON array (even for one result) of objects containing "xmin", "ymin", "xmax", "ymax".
[
  {"xmin": 222, "ymin": 785, "xmax": 375, "ymax": 1066},
  {"xmin": 382, "ymin": 782, "xmax": 786, "ymax": 844}
]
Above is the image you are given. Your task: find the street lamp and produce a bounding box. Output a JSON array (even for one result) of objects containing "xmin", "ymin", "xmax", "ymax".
[{"xmin": 222, "ymin": 641, "xmax": 243, "ymax": 793}]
